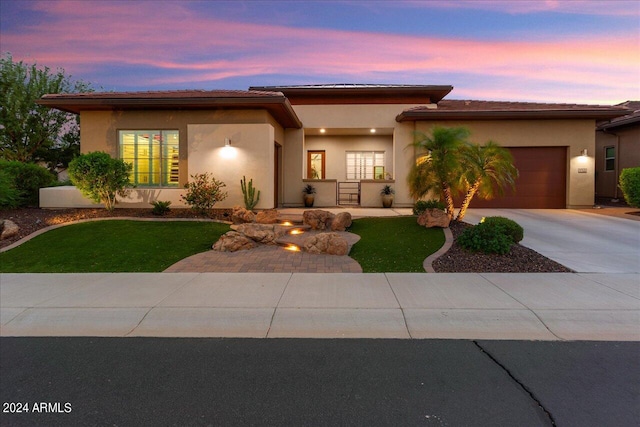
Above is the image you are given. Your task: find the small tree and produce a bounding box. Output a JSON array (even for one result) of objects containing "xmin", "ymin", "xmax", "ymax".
[
  {"xmin": 68, "ymin": 152, "xmax": 132, "ymax": 211},
  {"xmin": 619, "ymin": 167, "xmax": 640, "ymax": 208},
  {"xmin": 0, "ymin": 53, "xmax": 92, "ymax": 166},
  {"xmin": 408, "ymin": 126, "xmax": 470, "ymax": 220},
  {"xmin": 181, "ymin": 173, "xmax": 228, "ymax": 215},
  {"xmin": 455, "ymin": 141, "xmax": 518, "ymax": 221}
]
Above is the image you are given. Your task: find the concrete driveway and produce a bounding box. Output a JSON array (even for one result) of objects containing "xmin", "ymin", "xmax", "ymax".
[{"xmin": 463, "ymin": 209, "xmax": 640, "ymax": 273}]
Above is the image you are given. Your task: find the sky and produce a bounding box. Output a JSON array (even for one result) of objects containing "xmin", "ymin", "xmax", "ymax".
[{"xmin": 1, "ymin": 0, "xmax": 639, "ymax": 104}]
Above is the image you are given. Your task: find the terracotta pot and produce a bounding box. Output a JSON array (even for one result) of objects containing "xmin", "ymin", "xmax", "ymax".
[
  {"xmin": 303, "ymin": 194, "xmax": 315, "ymax": 207},
  {"xmin": 381, "ymin": 194, "xmax": 394, "ymax": 208}
]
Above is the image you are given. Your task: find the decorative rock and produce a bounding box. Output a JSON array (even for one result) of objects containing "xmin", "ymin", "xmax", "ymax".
[
  {"xmin": 303, "ymin": 232, "xmax": 349, "ymax": 255},
  {"xmin": 330, "ymin": 212, "xmax": 352, "ymax": 231},
  {"xmin": 231, "ymin": 223, "xmax": 285, "ymax": 244},
  {"xmin": 231, "ymin": 206, "xmax": 255, "ymax": 224},
  {"xmin": 212, "ymin": 231, "xmax": 257, "ymax": 252},
  {"xmin": 303, "ymin": 210, "xmax": 335, "ymax": 230},
  {"xmin": 417, "ymin": 208, "xmax": 450, "ymax": 228},
  {"xmin": 255, "ymin": 209, "xmax": 279, "ymax": 224},
  {"xmin": 0, "ymin": 219, "xmax": 19, "ymax": 240}
]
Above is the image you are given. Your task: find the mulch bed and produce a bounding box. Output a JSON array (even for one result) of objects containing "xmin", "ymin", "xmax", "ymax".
[
  {"xmin": 432, "ymin": 221, "xmax": 572, "ymax": 273},
  {"xmin": 2, "ymin": 208, "xmax": 571, "ymax": 273}
]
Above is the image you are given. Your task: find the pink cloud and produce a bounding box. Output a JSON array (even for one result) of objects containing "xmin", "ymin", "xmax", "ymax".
[
  {"xmin": 408, "ymin": 0, "xmax": 640, "ymax": 16},
  {"xmin": 2, "ymin": 0, "xmax": 638, "ymax": 103}
]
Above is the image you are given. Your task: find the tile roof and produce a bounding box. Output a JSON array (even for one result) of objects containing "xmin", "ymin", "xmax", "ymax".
[
  {"xmin": 40, "ymin": 89, "xmax": 285, "ymax": 100},
  {"xmin": 598, "ymin": 100, "xmax": 640, "ymax": 130},
  {"xmin": 397, "ymin": 99, "xmax": 630, "ymax": 121}
]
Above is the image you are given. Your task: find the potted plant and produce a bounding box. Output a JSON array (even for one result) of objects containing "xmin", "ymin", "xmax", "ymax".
[
  {"xmin": 303, "ymin": 184, "xmax": 316, "ymax": 207},
  {"xmin": 380, "ymin": 185, "xmax": 395, "ymax": 208}
]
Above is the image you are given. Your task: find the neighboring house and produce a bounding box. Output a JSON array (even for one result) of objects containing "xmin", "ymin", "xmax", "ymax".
[
  {"xmin": 595, "ymin": 101, "xmax": 640, "ymax": 201},
  {"xmin": 37, "ymin": 84, "xmax": 627, "ymax": 210}
]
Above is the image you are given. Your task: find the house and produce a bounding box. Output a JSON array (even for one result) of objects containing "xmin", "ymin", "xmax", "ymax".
[
  {"xmin": 595, "ymin": 101, "xmax": 640, "ymax": 201},
  {"xmin": 37, "ymin": 84, "xmax": 628, "ymax": 210}
]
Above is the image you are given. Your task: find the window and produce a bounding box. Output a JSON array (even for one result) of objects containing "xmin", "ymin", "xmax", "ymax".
[
  {"xmin": 307, "ymin": 150, "xmax": 325, "ymax": 179},
  {"xmin": 346, "ymin": 151, "xmax": 385, "ymax": 180},
  {"xmin": 119, "ymin": 130, "xmax": 179, "ymax": 186},
  {"xmin": 604, "ymin": 146, "xmax": 615, "ymax": 172}
]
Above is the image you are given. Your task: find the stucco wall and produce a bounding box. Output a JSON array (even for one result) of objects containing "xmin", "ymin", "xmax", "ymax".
[
  {"xmin": 415, "ymin": 119, "xmax": 597, "ymax": 208},
  {"xmin": 596, "ymin": 126, "xmax": 640, "ymax": 199},
  {"xmin": 80, "ymin": 109, "xmax": 281, "ymax": 188},
  {"xmin": 188, "ymin": 123, "xmax": 275, "ymax": 209}
]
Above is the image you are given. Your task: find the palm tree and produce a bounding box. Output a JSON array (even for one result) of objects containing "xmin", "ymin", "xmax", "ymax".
[
  {"xmin": 408, "ymin": 126, "xmax": 470, "ymax": 220},
  {"xmin": 455, "ymin": 141, "xmax": 519, "ymax": 222}
]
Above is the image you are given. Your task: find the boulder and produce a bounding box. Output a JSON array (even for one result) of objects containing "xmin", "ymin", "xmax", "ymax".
[
  {"xmin": 0, "ymin": 219, "xmax": 19, "ymax": 240},
  {"xmin": 417, "ymin": 208, "xmax": 450, "ymax": 228},
  {"xmin": 255, "ymin": 209, "xmax": 279, "ymax": 224},
  {"xmin": 212, "ymin": 231, "xmax": 257, "ymax": 252},
  {"xmin": 303, "ymin": 209, "xmax": 335, "ymax": 230},
  {"xmin": 231, "ymin": 223, "xmax": 285, "ymax": 244},
  {"xmin": 231, "ymin": 206, "xmax": 255, "ymax": 224},
  {"xmin": 303, "ymin": 232, "xmax": 349, "ymax": 255},
  {"xmin": 330, "ymin": 212, "xmax": 352, "ymax": 231}
]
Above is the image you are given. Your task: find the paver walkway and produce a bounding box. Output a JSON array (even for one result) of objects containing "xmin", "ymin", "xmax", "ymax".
[{"xmin": 165, "ymin": 244, "xmax": 363, "ymax": 273}]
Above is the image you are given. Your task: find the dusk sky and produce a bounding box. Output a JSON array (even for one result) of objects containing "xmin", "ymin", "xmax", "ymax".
[{"xmin": 1, "ymin": 0, "xmax": 638, "ymax": 104}]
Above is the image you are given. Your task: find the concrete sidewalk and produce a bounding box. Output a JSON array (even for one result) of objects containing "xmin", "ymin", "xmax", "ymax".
[{"xmin": 1, "ymin": 272, "xmax": 638, "ymax": 340}]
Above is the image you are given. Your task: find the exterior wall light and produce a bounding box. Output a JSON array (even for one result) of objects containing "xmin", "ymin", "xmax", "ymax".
[
  {"xmin": 580, "ymin": 148, "xmax": 588, "ymax": 157},
  {"xmin": 221, "ymin": 137, "xmax": 237, "ymax": 159}
]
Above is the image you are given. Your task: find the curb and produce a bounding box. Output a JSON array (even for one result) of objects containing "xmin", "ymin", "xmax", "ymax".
[{"xmin": 423, "ymin": 227, "xmax": 453, "ymax": 273}]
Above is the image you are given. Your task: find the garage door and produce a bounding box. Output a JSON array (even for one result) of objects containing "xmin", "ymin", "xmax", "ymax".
[{"xmin": 466, "ymin": 146, "xmax": 567, "ymax": 209}]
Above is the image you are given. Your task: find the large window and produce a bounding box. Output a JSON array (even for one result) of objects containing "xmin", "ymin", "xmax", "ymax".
[
  {"xmin": 604, "ymin": 146, "xmax": 615, "ymax": 171},
  {"xmin": 119, "ymin": 130, "xmax": 179, "ymax": 186},
  {"xmin": 346, "ymin": 151, "xmax": 385, "ymax": 180}
]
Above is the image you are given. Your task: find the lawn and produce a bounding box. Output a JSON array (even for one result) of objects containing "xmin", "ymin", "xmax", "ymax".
[
  {"xmin": 0, "ymin": 220, "xmax": 230, "ymax": 273},
  {"xmin": 349, "ymin": 216, "xmax": 445, "ymax": 272}
]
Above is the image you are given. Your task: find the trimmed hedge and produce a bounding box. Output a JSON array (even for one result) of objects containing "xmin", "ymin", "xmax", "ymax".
[
  {"xmin": 413, "ymin": 199, "xmax": 445, "ymax": 215},
  {"xmin": 619, "ymin": 167, "xmax": 640, "ymax": 208},
  {"xmin": 480, "ymin": 216, "xmax": 524, "ymax": 243}
]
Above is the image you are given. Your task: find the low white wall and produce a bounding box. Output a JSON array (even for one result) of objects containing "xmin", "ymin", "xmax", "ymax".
[
  {"xmin": 40, "ymin": 186, "xmax": 191, "ymax": 209},
  {"xmin": 361, "ymin": 180, "xmax": 397, "ymax": 208}
]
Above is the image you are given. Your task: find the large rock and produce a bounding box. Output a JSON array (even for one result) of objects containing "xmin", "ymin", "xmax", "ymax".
[
  {"xmin": 212, "ymin": 231, "xmax": 257, "ymax": 252},
  {"xmin": 417, "ymin": 208, "xmax": 450, "ymax": 228},
  {"xmin": 231, "ymin": 223, "xmax": 285, "ymax": 244},
  {"xmin": 303, "ymin": 232, "xmax": 349, "ymax": 255},
  {"xmin": 255, "ymin": 209, "xmax": 279, "ymax": 224},
  {"xmin": 0, "ymin": 219, "xmax": 19, "ymax": 240},
  {"xmin": 231, "ymin": 206, "xmax": 255, "ymax": 224},
  {"xmin": 303, "ymin": 210, "xmax": 335, "ymax": 230},
  {"xmin": 330, "ymin": 212, "xmax": 352, "ymax": 231}
]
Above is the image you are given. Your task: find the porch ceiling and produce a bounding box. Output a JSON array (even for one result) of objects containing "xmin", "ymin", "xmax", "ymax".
[{"xmin": 305, "ymin": 127, "xmax": 394, "ymax": 136}]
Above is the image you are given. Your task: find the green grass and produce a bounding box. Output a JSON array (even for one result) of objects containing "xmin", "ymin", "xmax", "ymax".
[
  {"xmin": 349, "ymin": 216, "xmax": 445, "ymax": 272},
  {"xmin": 0, "ymin": 220, "xmax": 230, "ymax": 273}
]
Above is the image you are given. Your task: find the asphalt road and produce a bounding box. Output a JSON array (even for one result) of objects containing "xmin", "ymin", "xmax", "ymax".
[{"xmin": 1, "ymin": 338, "xmax": 638, "ymax": 426}]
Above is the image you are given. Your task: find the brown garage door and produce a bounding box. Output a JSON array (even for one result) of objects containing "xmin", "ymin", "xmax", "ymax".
[{"xmin": 466, "ymin": 146, "xmax": 566, "ymax": 209}]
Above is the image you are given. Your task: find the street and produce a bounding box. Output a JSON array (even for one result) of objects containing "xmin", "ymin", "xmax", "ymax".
[{"xmin": 1, "ymin": 338, "xmax": 638, "ymax": 426}]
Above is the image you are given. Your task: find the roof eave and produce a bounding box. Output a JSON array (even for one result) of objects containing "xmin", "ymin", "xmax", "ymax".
[
  {"xmin": 37, "ymin": 95, "xmax": 302, "ymax": 129},
  {"xmin": 396, "ymin": 109, "xmax": 630, "ymax": 122}
]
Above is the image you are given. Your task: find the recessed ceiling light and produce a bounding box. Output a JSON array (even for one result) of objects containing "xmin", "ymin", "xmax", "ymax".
[
  {"xmin": 370, "ymin": 128, "xmax": 376, "ymax": 133},
  {"xmin": 320, "ymin": 128, "xmax": 326, "ymax": 134}
]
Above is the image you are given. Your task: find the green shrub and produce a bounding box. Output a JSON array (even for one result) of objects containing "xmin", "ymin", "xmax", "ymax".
[
  {"xmin": 457, "ymin": 222, "xmax": 513, "ymax": 254},
  {"xmin": 151, "ymin": 200, "xmax": 171, "ymax": 216},
  {"xmin": 413, "ymin": 199, "xmax": 445, "ymax": 215},
  {"xmin": 0, "ymin": 168, "xmax": 20, "ymax": 209},
  {"xmin": 0, "ymin": 159, "xmax": 57, "ymax": 207},
  {"xmin": 619, "ymin": 167, "xmax": 640, "ymax": 208},
  {"xmin": 181, "ymin": 172, "xmax": 227, "ymax": 215},
  {"xmin": 480, "ymin": 216, "xmax": 524, "ymax": 243},
  {"xmin": 68, "ymin": 152, "xmax": 132, "ymax": 211}
]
